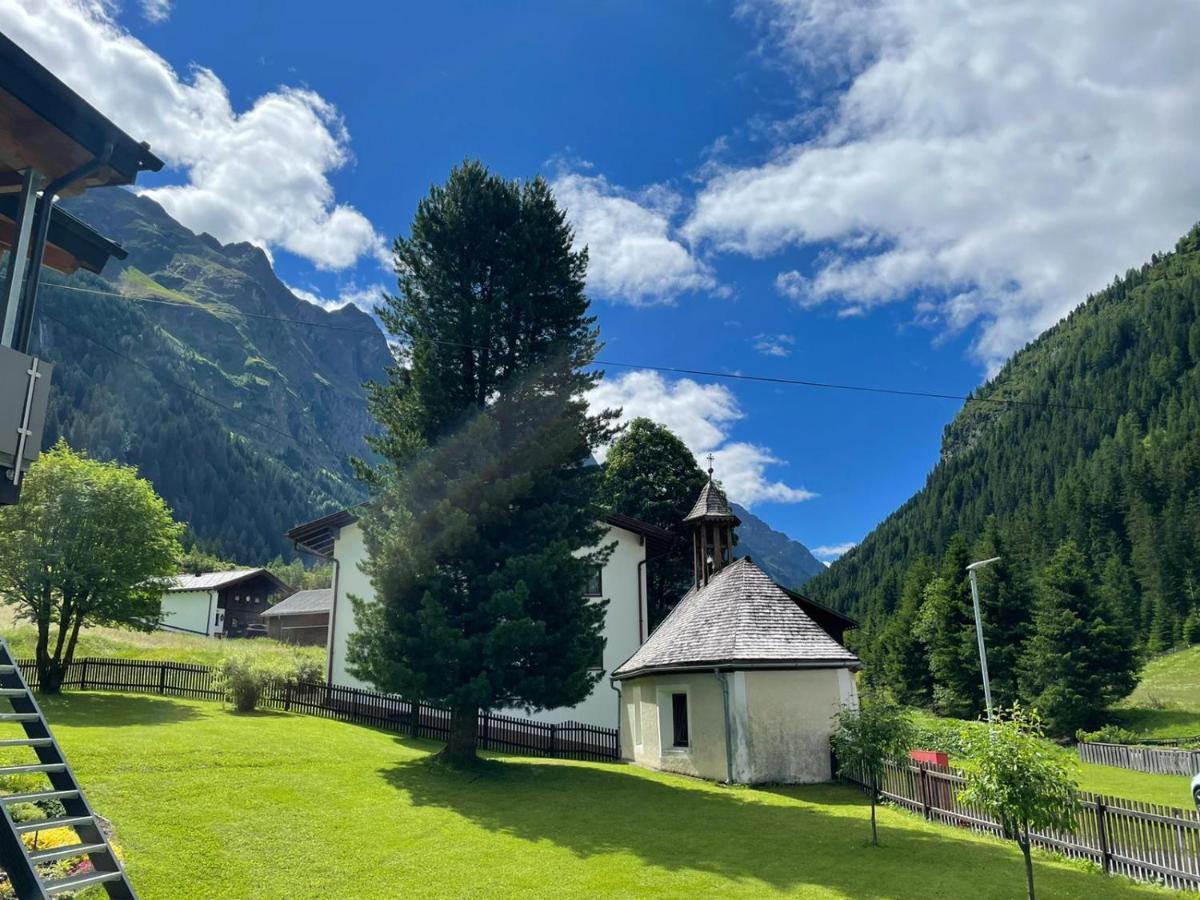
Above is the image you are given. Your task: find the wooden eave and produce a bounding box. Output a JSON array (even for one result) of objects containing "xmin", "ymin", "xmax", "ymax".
[{"xmin": 0, "ymin": 32, "xmax": 163, "ymax": 195}]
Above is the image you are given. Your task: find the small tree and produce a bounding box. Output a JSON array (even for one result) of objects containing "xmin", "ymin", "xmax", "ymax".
[
  {"xmin": 830, "ymin": 688, "xmax": 912, "ymax": 846},
  {"xmin": 957, "ymin": 705, "xmax": 1079, "ymax": 900},
  {"xmin": 0, "ymin": 442, "xmax": 183, "ymax": 692}
]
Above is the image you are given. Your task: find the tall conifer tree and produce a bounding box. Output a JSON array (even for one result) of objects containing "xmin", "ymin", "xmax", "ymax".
[
  {"xmin": 918, "ymin": 535, "xmax": 981, "ymax": 718},
  {"xmin": 1019, "ymin": 540, "xmax": 1137, "ymax": 735},
  {"xmin": 970, "ymin": 519, "xmax": 1033, "ymax": 709},
  {"xmin": 348, "ymin": 161, "xmax": 616, "ymax": 763}
]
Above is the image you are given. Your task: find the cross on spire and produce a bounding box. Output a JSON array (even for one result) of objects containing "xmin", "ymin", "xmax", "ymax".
[{"xmin": 706, "ymin": 453, "xmax": 715, "ymax": 477}]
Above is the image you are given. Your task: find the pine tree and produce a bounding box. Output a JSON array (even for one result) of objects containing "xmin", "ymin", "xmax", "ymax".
[
  {"xmin": 876, "ymin": 555, "xmax": 935, "ymax": 706},
  {"xmin": 970, "ymin": 519, "xmax": 1033, "ymax": 709},
  {"xmin": 598, "ymin": 418, "xmax": 707, "ymax": 628},
  {"xmin": 918, "ymin": 535, "xmax": 981, "ymax": 718},
  {"xmin": 347, "ymin": 161, "xmax": 616, "ymax": 764},
  {"xmin": 1019, "ymin": 541, "xmax": 1137, "ymax": 735}
]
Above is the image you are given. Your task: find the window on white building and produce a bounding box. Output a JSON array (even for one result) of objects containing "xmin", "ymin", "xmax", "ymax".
[
  {"xmin": 584, "ymin": 566, "xmax": 603, "ymax": 597},
  {"xmin": 671, "ymin": 692, "xmax": 689, "ymax": 748}
]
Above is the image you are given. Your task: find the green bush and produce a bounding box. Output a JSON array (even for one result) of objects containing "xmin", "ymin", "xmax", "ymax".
[
  {"xmin": 214, "ymin": 652, "xmax": 324, "ymax": 712},
  {"xmin": 288, "ymin": 655, "xmax": 324, "ymax": 686},
  {"xmin": 910, "ymin": 716, "xmax": 990, "ymax": 757},
  {"xmin": 1075, "ymin": 724, "xmax": 1143, "ymax": 745}
]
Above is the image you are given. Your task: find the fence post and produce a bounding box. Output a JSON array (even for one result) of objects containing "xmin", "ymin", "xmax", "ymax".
[
  {"xmin": 284, "ymin": 682, "xmax": 293, "ymax": 712},
  {"xmin": 80, "ymin": 659, "xmax": 89, "ymax": 691},
  {"xmin": 1095, "ymin": 799, "xmax": 1111, "ymax": 874},
  {"xmin": 549, "ymin": 723, "xmax": 557, "ymax": 758},
  {"xmin": 411, "ymin": 701, "xmax": 421, "ymax": 738},
  {"xmin": 918, "ymin": 765, "xmax": 931, "ymax": 820},
  {"xmin": 480, "ymin": 712, "xmax": 489, "ymax": 749},
  {"xmin": 158, "ymin": 663, "xmax": 167, "ymax": 695}
]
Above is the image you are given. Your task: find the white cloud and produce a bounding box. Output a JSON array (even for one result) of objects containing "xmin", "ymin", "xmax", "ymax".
[
  {"xmin": 689, "ymin": 0, "xmax": 1200, "ymax": 370},
  {"xmin": 586, "ymin": 369, "xmax": 815, "ymax": 506},
  {"xmin": 551, "ymin": 172, "xmax": 718, "ymax": 305},
  {"xmin": 3, "ymin": 0, "xmax": 385, "ymax": 271},
  {"xmin": 752, "ymin": 333, "xmax": 795, "ymax": 357},
  {"xmin": 140, "ymin": 0, "xmax": 171, "ymax": 23},
  {"xmin": 811, "ymin": 541, "xmax": 856, "ymax": 562}
]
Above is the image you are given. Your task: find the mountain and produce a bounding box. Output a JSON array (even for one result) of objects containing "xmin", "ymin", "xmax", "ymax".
[
  {"xmin": 30, "ymin": 188, "xmax": 392, "ymax": 561},
  {"xmin": 731, "ymin": 502, "xmax": 826, "ymax": 589},
  {"xmin": 806, "ymin": 224, "xmax": 1200, "ymax": 647}
]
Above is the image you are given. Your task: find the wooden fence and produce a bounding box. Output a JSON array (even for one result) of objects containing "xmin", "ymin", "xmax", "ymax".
[
  {"xmin": 15, "ymin": 658, "xmax": 620, "ymax": 763},
  {"xmin": 1080, "ymin": 741, "xmax": 1200, "ymax": 777},
  {"xmin": 843, "ymin": 759, "xmax": 1200, "ymax": 892}
]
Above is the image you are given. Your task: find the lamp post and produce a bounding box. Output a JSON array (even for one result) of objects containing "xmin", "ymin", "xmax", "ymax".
[{"xmin": 966, "ymin": 556, "xmax": 1002, "ymax": 724}]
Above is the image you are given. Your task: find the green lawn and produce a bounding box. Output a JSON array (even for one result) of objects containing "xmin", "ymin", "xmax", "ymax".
[
  {"xmin": 22, "ymin": 692, "xmax": 1185, "ymax": 899},
  {"xmin": 1078, "ymin": 763, "xmax": 1195, "ymax": 808},
  {"xmin": 0, "ymin": 608, "xmax": 323, "ymax": 669},
  {"xmin": 1109, "ymin": 646, "xmax": 1200, "ymax": 738}
]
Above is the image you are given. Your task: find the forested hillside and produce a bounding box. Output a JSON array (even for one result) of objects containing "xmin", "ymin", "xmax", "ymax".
[
  {"xmin": 806, "ymin": 225, "xmax": 1200, "ymax": 729},
  {"xmin": 28, "ymin": 189, "xmax": 392, "ymax": 561}
]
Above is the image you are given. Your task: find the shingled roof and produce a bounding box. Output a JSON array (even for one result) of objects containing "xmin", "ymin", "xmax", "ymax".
[
  {"xmin": 262, "ymin": 588, "xmax": 333, "ymax": 618},
  {"xmin": 682, "ymin": 477, "xmax": 741, "ymax": 523},
  {"xmin": 612, "ymin": 557, "xmax": 859, "ymax": 679}
]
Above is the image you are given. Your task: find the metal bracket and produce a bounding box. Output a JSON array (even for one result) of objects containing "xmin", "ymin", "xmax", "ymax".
[{"xmin": 11, "ymin": 356, "xmax": 40, "ymax": 485}]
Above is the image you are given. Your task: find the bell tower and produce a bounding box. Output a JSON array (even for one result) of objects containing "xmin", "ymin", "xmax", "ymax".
[{"xmin": 683, "ymin": 456, "xmax": 741, "ymax": 587}]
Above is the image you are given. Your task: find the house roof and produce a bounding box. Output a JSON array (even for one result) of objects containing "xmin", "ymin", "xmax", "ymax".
[
  {"xmin": 682, "ymin": 477, "xmax": 740, "ymax": 524},
  {"xmin": 612, "ymin": 557, "xmax": 859, "ymax": 679},
  {"xmin": 0, "ymin": 32, "xmax": 163, "ymax": 193},
  {"xmin": 286, "ymin": 507, "xmax": 675, "ymax": 559},
  {"xmin": 166, "ymin": 568, "xmax": 289, "ymax": 593},
  {"xmin": 0, "ymin": 197, "xmax": 127, "ymax": 274},
  {"xmin": 261, "ymin": 588, "xmax": 333, "ymax": 618}
]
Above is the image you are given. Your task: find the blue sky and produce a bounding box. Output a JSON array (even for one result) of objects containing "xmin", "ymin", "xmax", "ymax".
[{"xmin": 8, "ymin": 1, "xmax": 1200, "ymax": 560}]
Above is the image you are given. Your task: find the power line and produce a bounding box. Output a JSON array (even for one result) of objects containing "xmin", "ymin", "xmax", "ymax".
[{"xmin": 51, "ymin": 280, "xmax": 1106, "ymax": 414}]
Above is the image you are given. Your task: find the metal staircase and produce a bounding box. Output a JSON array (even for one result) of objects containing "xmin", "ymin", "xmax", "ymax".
[{"xmin": 0, "ymin": 639, "xmax": 134, "ymax": 898}]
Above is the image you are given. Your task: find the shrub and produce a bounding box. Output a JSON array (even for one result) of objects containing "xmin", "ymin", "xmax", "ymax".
[
  {"xmin": 214, "ymin": 654, "xmax": 275, "ymax": 712},
  {"xmin": 1075, "ymin": 724, "xmax": 1143, "ymax": 745},
  {"xmin": 214, "ymin": 652, "xmax": 324, "ymax": 712},
  {"xmin": 288, "ymin": 654, "xmax": 324, "ymax": 686}
]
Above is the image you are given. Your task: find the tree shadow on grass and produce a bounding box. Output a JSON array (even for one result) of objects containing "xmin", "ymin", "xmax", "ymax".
[
  {"xmin": 377, "ymin": 757, "xmax": 1156, "ymax": 898},
  {"xmin": 33, "ymin": 692, "xmax": 204, "ymax": 727}
]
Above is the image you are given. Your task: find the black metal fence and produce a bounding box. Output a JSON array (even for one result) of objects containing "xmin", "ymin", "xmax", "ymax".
[
  {"xmin": 1079, "ymin": 741, "xmax": 1200, "ymax": 777},
  {"xmin": 844, "ymin": 758, "xmax": 1200, "ymax": 893},
  {"xmin": 16, "ymin": 658, "xmax": 620, "ymax": 763}
]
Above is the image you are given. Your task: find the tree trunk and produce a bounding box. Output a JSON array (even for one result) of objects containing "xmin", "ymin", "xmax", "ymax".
[
  {"xmin": 870, "ymin": 784, "xmax": 879, "ymax": 847},
  {"xmin": 1020, "ymin": 829, "xmax": 1035, "ymax": 900},
  {"xmin": 439, "ymin": 705, "xmax": 479, "ymax": 765},
  {"xmin": 40, "ymin": 660, "xmax": 63, "ymax": 694}
]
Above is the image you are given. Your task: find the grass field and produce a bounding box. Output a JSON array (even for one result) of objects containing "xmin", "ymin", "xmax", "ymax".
[
  {"xmin": 20, "ymin": 692, "xmax": 1185, "ymax": 899},
  {"xmin": 0, "ymin": 607, "xmax": 323, "ymax": 669},
  {"xmin": 1077, "ymin": 763, "xmax": 1194, "ymax": 808},
  {"xmin": 1109, "ymin": 646, "xmax": 1200, "ymax": 738}
]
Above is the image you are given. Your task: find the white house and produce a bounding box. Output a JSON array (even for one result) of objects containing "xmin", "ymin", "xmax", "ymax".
[
  {"xmin": 612, "ymin": 475, "xmax": 860, "ymax": 784},
  {"xmin": 159, "ymin": 568, "xmax": 290, "ymax": 638},
  {"xmin": 286, "ymin": 509, "xmax": 674, "ymax": 728}
]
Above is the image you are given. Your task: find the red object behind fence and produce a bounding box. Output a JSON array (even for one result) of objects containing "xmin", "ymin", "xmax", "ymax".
[{"xmin": 910, "ymin": 749, "xmax": 949, "ymax": 766}]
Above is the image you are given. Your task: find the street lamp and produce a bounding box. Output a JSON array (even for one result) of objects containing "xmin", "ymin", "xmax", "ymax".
[{"xmin": 966, "ymin": 556, "xmax": 1002, "ymax": 724}]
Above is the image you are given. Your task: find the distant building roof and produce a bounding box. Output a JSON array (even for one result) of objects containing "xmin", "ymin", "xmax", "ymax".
[
  {"xmin": 261, "ymin": 588, "xmax": 333, "ymax": 618},
  {"xmin": 612, "ymin": 557, "xmax": 859, "ymax": 679},
  {"xmin": 166, "ymin": 568, "xmax": 289, "ymax": 593},
  {"xmin": 682, "ymin": 477, "xmax": 740, "ymax": 524}
]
